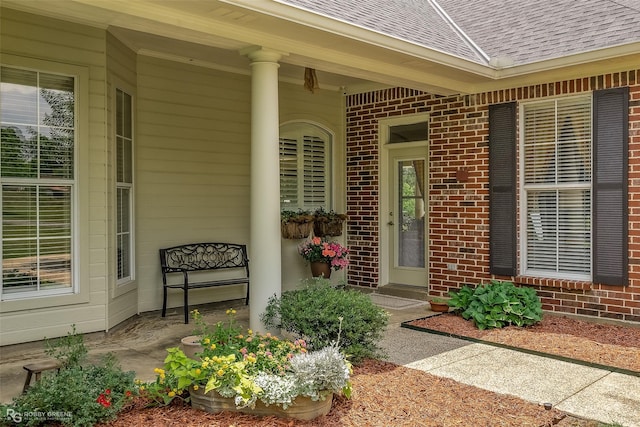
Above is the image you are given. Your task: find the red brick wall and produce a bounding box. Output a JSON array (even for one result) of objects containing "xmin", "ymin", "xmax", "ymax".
[{"xmin": 345, "ymin": 70, "xmax": 640, "ymax": 323}]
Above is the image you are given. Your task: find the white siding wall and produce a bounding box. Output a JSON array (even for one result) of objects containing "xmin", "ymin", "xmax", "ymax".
[
  {"xmin": 135, "ymin": 57, "xmax": 252, "ymax": 313},
  {"xmin": 0, "ymin": 9, "xmax": 347, "ymax": 340},
  {"xmin": 106, "ymin": 33, "xmax": 138, "ymax": 329},
  {"xmin": 0, "ymin": 9, "xmax": 108, "ymax": 345},
  {"xmin": 279, "ymin": 82, "xmax": 346, "ymax": 291}
]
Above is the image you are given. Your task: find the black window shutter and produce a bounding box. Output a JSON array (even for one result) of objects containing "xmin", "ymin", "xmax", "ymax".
[
  {"xmin": 489, "ymin": 102, "xmax": 517, "ymax": 276},
  {"xmin": 593, "ymin": 87, "xmax": 629, "ymax": 286}
]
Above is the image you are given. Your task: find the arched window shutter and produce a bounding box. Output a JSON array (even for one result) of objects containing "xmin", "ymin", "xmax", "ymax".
[
  {"xmin": 593, "ymin": 87, "xmax": 629, "ymax": 286},
  {"xmin": 489, "ymin": 102, "xmax": 517, "ymax": 276}
]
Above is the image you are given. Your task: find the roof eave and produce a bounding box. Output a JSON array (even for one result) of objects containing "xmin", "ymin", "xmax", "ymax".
[{"xmin": 493, "ymin": 42, "xmax": 640, "ymax": 79}]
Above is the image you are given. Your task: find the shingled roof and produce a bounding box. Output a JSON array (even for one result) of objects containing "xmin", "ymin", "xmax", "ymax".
[{"xmin": 279, "ymin": 0, "xmax": 640, "ymax": 67}]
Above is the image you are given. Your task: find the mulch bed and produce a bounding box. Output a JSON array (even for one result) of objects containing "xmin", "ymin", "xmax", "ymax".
[
  {"xmin": 102, "ymin": 360, "xmax": 576, "ymax": 427},
  {"xmin": 100, "ymin": 314, "xmax": 640, "ymax": 426},
  {"xmin": 406, "ymin": 313, "xmax": 640, "ymax": 373}
]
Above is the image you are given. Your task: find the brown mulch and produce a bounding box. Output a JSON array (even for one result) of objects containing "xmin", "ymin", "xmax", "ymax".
[
  {"xmin": 101, "ymin": 315, "xmax": 640, "ymax": 427},
  {"xmin": 408, "ymin": 313, "xmax": 640, "ymax": 373}
]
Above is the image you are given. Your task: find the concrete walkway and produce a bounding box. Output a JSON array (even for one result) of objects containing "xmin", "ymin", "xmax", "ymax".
[
  {"xmin": 379, "ymin": 295, "xmax": 640, "ymax": 427},
  {"xmin": 1, "ymin": 297, "xmax": 638, "ymax": 426}
]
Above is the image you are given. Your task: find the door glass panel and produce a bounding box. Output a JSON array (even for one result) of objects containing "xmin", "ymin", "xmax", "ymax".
[{"xmin": 397, "ymin": 159, "xmax": 425, "ymax": 268}]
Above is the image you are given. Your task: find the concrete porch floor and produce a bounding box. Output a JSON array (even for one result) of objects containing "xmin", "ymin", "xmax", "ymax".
[{"xmin": 1, "ymin": 296, "xmax": 639, "ymax": 426}]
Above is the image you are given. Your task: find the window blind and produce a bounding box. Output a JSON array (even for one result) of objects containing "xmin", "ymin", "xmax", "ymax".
[
  {"xmin": 523, "ymin": 96, "xmax": 591, "ymax": 278},
  {"xmin": 1, "ymin": 66, "xmax": 75, "ymax": 295}
]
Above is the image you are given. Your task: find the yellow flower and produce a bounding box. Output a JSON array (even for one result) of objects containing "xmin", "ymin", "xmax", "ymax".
[
  {"xmin": 195, "ymin": 368, "xmax": 201, "ymax": 375},
  {"xmin": 193, "ymin": 385, "xmax": 199, "ymax": 391},
  {"xmin": 168, "ymin": 391, "xmax": 176, "ymax": 397},
  {"xmin": 203, "ymin": 338, "xmax": 211, "ymax": 345},
  {"xmin": 210, "ymin": 344, "xmax": 216, "ymax": 350},
  {"xmin": 247, "ymin": 329, "xmax": 253, "ymax": 335},
  {"xmin": 217, "ymin": 369, "xmax": 225, "ymax": 376},
  {"xmin": 139, "ymin": 385, "xmax": 145, "ymax": 391}
]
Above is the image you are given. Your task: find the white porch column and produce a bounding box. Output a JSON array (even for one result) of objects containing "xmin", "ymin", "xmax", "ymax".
[{"xmin": 244, "ymin": 47, "xmax": 284, "ymax": 332}]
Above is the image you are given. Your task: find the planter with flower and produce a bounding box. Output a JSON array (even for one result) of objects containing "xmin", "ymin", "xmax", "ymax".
[
  {"xmin": 149, "ymin": 309, "xmax": 352, "ymax": 420},
  {"xmin": 298, "ymin": 237, "xmax": 349, "ymax": 278},
  {"xmin": 281, "ymin": 209, "xmax": 315, "ymax": 239},
  {"xmin": 313, "ymin": 208, "xmax": 348, "ymax": 237}
]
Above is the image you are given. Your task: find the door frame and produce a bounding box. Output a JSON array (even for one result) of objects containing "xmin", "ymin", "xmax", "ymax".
[{"xmin": 378, "ymin": 113, "xmax": 430, "ymax": 288}]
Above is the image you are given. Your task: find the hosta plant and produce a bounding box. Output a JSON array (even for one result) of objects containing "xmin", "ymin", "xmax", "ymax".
[{"xmin": 448, "ymin": 280, "xmax": 543, "ymax": 330}]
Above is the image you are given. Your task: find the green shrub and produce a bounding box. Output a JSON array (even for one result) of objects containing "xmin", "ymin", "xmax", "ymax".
[
  {"xmin": 261, "ymin": 278, "xmax": 389, "ymax": 363},
  {"xmin": 448, "ymin": 280, "xmax": 543, "ymax": 330},
  {"xmin": 2, "ymin": 328, "xmax": 137, "ymax": 427}
]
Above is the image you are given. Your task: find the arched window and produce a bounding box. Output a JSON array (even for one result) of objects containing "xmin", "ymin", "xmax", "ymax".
[{"xmin": 279, "ymin": 122, "xmax": 332, "ymax": 210}]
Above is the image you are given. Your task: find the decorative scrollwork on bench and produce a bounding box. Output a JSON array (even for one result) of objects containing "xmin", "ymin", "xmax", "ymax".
[{"xmin": 159, "ymin": 242, "xmax": 250, "ymax": 324}]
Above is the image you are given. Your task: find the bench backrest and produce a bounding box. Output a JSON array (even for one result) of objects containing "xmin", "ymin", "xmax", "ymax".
[{"xmin": 159, "ymin": 243, "xmax": 249, "ymax": 282}]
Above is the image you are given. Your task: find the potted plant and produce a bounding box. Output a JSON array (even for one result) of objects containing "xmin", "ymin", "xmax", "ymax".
[
  {"xmin": 298, "ymin": 237, "xmax": 349, "ymax": 278},
  {"xmin": 429, "ymin": 298, "xmax": 450, "ymax": 312},
  {"xmin": 281, "ymin": 209, "xmax": 314, "ymax": 239},
  {"xmin": 148, "ymin": 309, "xmax": 352, "ymax": 420},
  {"xmin": 313, "ymin": 208, "xmax": 347, "ymax": 237}
]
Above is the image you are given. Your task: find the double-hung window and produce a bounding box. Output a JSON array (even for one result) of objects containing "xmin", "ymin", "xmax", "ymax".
[
  {"xmin": 1, "ymin": 66, "xmax": 76, "ymax": 298},
  {"xmin": 522, "ymin": 96, "xmax": 592, "ymax": 280},
  {"xmin": 115, "ymin": 88, "xmax": 133, "ymax": 284},
  {"xmin": 279, "ymin": 123, "xmax": 331, "ymax": 210}
]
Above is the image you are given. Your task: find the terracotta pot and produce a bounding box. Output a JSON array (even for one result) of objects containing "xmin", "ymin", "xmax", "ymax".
[
  {"xmin": 429, "ymin": 301, "xmax": 450, "ymax": 312},
  {"xmin": 190, "ymin": 387, "xmax": 333, "ymax": 421},
  {"xmin": 181, "ymin": 335, "xmax": 203, "ymax": 360},
  {"xmin": 310, "ymin": 262, "xmax": 332, "ymax": 278}
]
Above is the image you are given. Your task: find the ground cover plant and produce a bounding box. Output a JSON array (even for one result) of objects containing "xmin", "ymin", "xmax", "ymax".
[
  {"xmin": 1, "ymin": 327, "xmax": 137, "ymax": 427},
  {"xmin": 448, "ymin": 280, "xmax": 543, "ymax": 329},
  {"xmin": 260, "ymin": 278, "xmax": 389, "ymax": 362}
]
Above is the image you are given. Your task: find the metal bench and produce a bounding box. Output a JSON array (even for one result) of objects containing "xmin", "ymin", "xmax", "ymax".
[{"xmin": 159, "ymin": 242, "xmax": 250, "ymax": 324}]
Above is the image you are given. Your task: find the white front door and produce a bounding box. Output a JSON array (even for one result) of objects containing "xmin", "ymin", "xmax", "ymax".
[{"xmin": 384, "ymin": 146, "xmax": 428, "ymax": 287}]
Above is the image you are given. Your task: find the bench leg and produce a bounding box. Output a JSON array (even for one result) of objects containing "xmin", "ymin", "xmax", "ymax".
[
  {"xmin": 184, "ymin": 286, "xmax": 189, "ymax": 324},
  {"xmin": 23, "ymin": 372, "xmax": 33, "ymax": 393},
  {"xmin": 162, "ymin": 286, "xmax": 168, "ymax": 318},
  {"xmin": 245, "ymin": 283, "xmax": 250, "ymax": 305}
]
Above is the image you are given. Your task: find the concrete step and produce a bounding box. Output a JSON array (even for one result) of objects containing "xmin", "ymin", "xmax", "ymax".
[{"xmin": 375, "ymin": 284, "xmax": 430, "ymax": 301}]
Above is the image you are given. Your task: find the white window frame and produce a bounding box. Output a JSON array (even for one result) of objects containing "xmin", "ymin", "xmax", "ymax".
[
  {"xmin": 519, "ymin": 95, "xmax": 593, "ymax": 281},
  {"xmin": 115, "ymin": 87, "xmax": 134, "ymax": 285},
  {"xmin": 0, "ymin": 56, "xmax": 88, "ymax": 306},
  {"xmin": 279, "ymin": 121, "xmax": 333, "ymax": 211}
]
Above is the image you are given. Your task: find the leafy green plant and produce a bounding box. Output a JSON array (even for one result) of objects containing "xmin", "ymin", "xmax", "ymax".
[
  {"xmin": 44, "ymin": 325, "xmax": 87, "ymax": 368},
  {"xmin": 280, "ymin": 209, "xmax": 313, "ymax": 224},
  {"xmin": 2, "ymin": 329, "xmax": 137, "ymax": 426},
  {"xmin": 447, "ymin": 280, "xmax": 543, "ymax": 330},
  {"xmin": 261, "ymin": 278, "xmax": 389, "ymax": 363}
]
